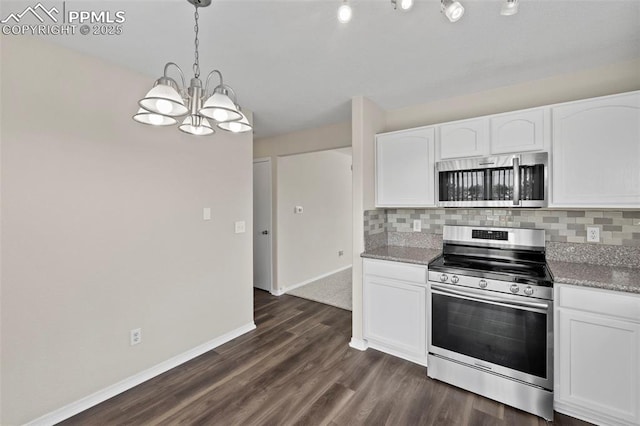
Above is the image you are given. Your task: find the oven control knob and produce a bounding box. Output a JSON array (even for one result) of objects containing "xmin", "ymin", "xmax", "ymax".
[
  {"xmin": 440, "ymin": 274, "xmax": 448, "ymax": 282},
  {"xmin": 524, "ymin": 286, "xmax": 534, "ymax": 296},
  {"xmin": 478, "ymin": 279, "xmax": 488, "ymax": 289},
  {"xmin": 510, "ymin": 284, "xmax": 520, "ymax": 294},
  {"xmin": 451, "ymin": 275, "xmax": 459, "ymax": 284}
]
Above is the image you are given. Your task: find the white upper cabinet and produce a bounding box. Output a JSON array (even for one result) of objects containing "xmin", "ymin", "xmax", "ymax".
[
  {"xmin": 375, "ymin": 127, "xmax": 436, "ymax": 207},
  {"xmin": 490, "ymin": 108, "xmax": 548, "ymax": 154},
  {"xmin": 437, "ymin": 108, "xmax": 548, "ymax": 160},
  {"xmin": 438, "ymin": 118, "xmax": 488, "ymax": 159},
  {"xmin": 551, "ymin": 91, "xmax": 640, "ymax": 208}
]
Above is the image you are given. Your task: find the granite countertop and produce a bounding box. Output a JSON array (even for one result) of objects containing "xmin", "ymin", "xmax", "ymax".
[
  {"xmin": 361, "ymin": 246, "xmax": 640, "ymax": 295},
  {"xmin": 549, "ymin": 260, "xmax": 640, "ymax": 295},
  {"xmin": 361, "ymin": 246, "xmax": 441, "ymax": 266}
]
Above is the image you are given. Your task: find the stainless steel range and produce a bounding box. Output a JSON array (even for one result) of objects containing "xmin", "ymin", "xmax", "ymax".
[{"xmin": 427, "ymin": 225, "xmax": 554, "ymax": 420}]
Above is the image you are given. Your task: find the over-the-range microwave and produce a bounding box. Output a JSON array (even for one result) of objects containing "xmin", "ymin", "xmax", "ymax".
[{"xmin": 436, "ymin": 152, "xmax": 548, "ymax": 208}]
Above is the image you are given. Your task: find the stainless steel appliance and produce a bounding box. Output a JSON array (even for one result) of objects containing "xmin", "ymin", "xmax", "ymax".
[
  {"xmin": 436, "ymin": 152, "xmax": 548, "ymax": 208},
  {"xmin": 427, "ymin": 225, "xmax": 554, "ymax": 420}
]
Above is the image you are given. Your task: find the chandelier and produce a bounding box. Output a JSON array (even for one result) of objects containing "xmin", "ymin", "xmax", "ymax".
[{"xmin": 133, "ymin": 0, "xmax": 251, "ymax": 136}]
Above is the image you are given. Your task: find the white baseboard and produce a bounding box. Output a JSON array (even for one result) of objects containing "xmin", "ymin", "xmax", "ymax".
[
  {"xmin": 280, "ymin": 265, "xmax": 352, "ymax": 295},
  {"xmin": 26, "ymin": 322, "xmax": 256, "ymax": 426},
  {"xmin": 554, "ymin": 400, "xmax": 633, "ymax": 426},
  {"xmin": 349, "ymin": 337, "xmax": 369, "ymax": 351},
  {"xmin": 367, "ymin": 341, "xmax": 428, "ymax": 367}
]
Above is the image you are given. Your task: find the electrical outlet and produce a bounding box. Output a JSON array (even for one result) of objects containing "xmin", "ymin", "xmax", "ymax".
[
  {"xmin": 130, "ymin": 328, "xmax": 142, "ymax": 346},
  {"xmin": 338, "ymin": 250, "xmax": 344, "ymax": 257},
  {"xmin": 587, "ymin": 226, "xmax": 600, "ymax": 243},
  {"xmin": 413, "ymin": 219, "xmax": 421, "ymax": 232}
]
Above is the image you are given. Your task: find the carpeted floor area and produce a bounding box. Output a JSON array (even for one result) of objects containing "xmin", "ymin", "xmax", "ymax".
[{"xmin": 287, "ymin": 267, "xmax": 352, "ymax": 311}]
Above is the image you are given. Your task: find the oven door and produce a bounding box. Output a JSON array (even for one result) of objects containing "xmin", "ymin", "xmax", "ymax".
[{"xmin": 428, "ymin": 282, "xmax": 553, "ymax": 390}]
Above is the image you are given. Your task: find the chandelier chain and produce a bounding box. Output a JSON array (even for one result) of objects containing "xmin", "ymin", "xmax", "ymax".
[{"xmin": 193, "ymin": 7, "xmax": 200, "ymax": 78}]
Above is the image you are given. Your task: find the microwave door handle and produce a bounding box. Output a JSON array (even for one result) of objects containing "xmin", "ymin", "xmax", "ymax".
[{"xmin": 513, "ymin": 156, "xmax": 520, "ymax": 205}]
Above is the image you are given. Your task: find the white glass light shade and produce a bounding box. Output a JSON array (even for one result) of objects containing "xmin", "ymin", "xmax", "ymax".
[
  {"xmin": 500, "ymin": 0, "xmax": 519, "ymax": 16},
  {"xmin": 217, "ymin": 111, "xmax": 252, "ymax": 133},
  {"xmin": 442, "ymin": 0, "xmax": 464, "ymax": 22},
  {"xmin": 132, "ymin": 108, "xmax": 177, "ymax": 126},
  {"xmin": 337, "ymin": 3, "xmax": 352, "ymax": 23},
  {"xmin": 178, "ymin": 116, "xmax": 215, "ymax": 136},
  {"xmin": 199, "ymin": 91, "xmax": 242, "ymax": 122},
  {"xmin": 400, "ymin": 0, "xmax": 414, "ymax": 11},
  {"xmin": 139, "ymin": 84, "xmax": 188, "ymax": 117}
]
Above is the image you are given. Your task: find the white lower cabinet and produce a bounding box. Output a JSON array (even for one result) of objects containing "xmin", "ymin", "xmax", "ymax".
[
  {"xmin": 555, "ymin": 284, "xmax": 640, "ymax": 426},
  {"xmin": 363, "ymin": 259, "xmax": 428, "ymax": 366}
]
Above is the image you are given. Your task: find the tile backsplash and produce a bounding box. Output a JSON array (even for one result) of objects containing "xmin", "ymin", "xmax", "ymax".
[
  {"xmin": 364, "ymin": 208, "xmax": 640, "ymax": 267},
  {"xmin": 366, "ymin": 209, "xmax": 640, "ymax": 245}
]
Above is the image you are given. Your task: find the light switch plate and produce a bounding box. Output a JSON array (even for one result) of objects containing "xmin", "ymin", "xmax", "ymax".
[
  {"xmin": 413, "ymin": 219, "xmax": 421, "ymax": 232},
  {"xmin": 203, "ymin": 208, "xmax": 211, "ymax": 221},
  {"xmin": 235, "ymin": 221, "xmax": 246, "ymax": 234},
  {"xmin": 294, "ymin": 206, "xmax": 304, "ymax": 214}
]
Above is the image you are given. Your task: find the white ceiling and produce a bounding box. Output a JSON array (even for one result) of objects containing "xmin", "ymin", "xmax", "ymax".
[{"xmin": 34, "ymin": 0, "xmax": 640, "ymax": 138}]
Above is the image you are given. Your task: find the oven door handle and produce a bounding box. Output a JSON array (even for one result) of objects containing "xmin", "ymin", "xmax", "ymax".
[{"xmin": 430, "ymin": 284, "xmax": 550, "ymax": 312}]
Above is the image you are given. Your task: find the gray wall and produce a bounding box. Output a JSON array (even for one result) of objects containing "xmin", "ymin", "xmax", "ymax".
[
  {"xmin": 277, "ymin": 149, "xmax": 353, "ymax": 291},
  {"xmin": 253, "ymin": 122, "xmax": 351, "ymax": 291},
  {"xmin": 1, "ymin": 37, "xmax": 254, "ymax": 424}
]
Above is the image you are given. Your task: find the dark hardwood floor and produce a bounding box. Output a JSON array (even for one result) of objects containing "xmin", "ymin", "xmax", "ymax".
[{"xmin": 60, "ymin": 289, "xmax": 591, "ymax": 425}]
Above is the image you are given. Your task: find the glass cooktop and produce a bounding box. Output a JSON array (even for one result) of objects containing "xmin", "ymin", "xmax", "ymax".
[{"xmin": 428, "ymin": 254, "xmax": 554, "ymax": 287}]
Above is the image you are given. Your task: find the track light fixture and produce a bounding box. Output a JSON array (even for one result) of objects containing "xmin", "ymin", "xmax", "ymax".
[
  {"xmin": 500, "ymin": 0, "xmax": 519, "ymax": 16},
  {"xmin": 133, "ymin": 0, "xmax": 252, "ymax": 136},
  {"xmin": 441, "ymin": 0, "xmax": 464, "ymax": 22},
  {"xmin": 391, "ymin": 0, "xmax": 414, "ymax": 11},
  {"xmin": 337, "ymin": 0, "xmax": 352, "ymax": 23},
  {"xmin": 338, "ymin": 0, "xmax": 516, "ymax": 24}
]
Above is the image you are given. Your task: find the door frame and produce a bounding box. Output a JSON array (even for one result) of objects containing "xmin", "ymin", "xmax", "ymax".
[{"xmin": 253, "ymin": 157, "xmax": 274, "ymax": 293}]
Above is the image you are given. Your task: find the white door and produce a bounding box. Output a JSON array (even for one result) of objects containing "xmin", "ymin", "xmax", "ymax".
[{"xmin": 253, "ymin": 159, "xmax": 272, "ymax": 291}]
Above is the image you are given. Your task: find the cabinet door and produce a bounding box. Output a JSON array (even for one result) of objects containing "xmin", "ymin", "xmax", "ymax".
[
  {"xmin": 438, "ymin": 118, "xmax": 488, "ymax": 159},
  {"xmin": 490, "ymin": 108, "xmax": 548, "ymax": 154},
  {"xmin": 363, "ymin": 275, "xmax": 426, "ymax": 364},
  {"xmin": 551, "ymin": 92, "xmax": 640, "ymax": 208},
  {"xmin": 375, "ymin": 127, "xmax": 435, "ymax": 207},
  {"xmin": 556, "ymin": 308, "xmax": 640, "ymax": 425}
]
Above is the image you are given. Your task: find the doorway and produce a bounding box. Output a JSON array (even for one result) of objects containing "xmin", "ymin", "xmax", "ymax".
[
  {"xmin": 253, "ymin": 158, "xmax": 273, "ymax": 292},
  {"xmin": 277, "ymin": 147, "xmax": 352, "ymax": 308}
]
